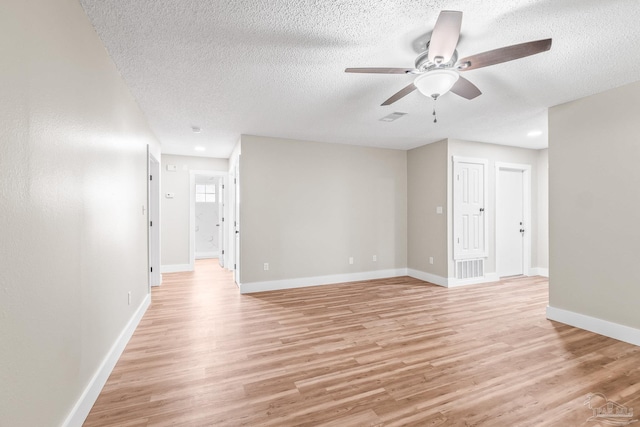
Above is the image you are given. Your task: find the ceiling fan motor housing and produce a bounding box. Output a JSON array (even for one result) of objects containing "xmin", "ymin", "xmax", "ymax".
[{"xmin": 415, "ymin": 44, "xmax": 458, "ymax": 72}]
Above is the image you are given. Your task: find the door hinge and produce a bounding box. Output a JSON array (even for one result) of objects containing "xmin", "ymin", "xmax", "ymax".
[
  {"xmin": 150, "ymin": 175, "xmax": 152, "ymax": 180},
  {"xmin": 222, "ymin": 250, "xmax": 225, "ymax": 255},
  {"xmin": 150, "ymin": 266, "xmax": 153, "ymax": 272},
  {"xmin": 234, "ymin": 178, "xmax": 237, "ymax": 184},
  {"xmin": 234, "ymin": 264, "xmax": 237, "ymax": 269},
  {"xmin": 150, "ymin": 221, "xmax": 152, "ymax": 226}
]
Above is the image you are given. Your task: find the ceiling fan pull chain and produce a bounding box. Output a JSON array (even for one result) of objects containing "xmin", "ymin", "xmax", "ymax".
[{"xmin": 432, "ymin": 96, "xmax": 438, "ymax": 123}]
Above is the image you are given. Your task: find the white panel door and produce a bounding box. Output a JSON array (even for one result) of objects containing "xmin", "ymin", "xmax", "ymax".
[
  {"xmin": 453, "ymin": 158, "xmax": 487, "ymax": 259},
  {"xmin": 497, "ymin": 169, "xmax": 524, "ymax": 277}
]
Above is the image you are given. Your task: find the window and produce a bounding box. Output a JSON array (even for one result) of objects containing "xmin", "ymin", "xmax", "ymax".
[{"xmin": 196, "ymin": 184, "xmax": 216, "ymax": 203}]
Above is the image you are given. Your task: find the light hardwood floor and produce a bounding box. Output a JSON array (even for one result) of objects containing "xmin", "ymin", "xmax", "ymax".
[{"xmin": 84, "ymin": 260, "xmax": 640, "ymax": 426}]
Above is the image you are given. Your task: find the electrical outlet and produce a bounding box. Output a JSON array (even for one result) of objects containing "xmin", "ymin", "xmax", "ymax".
[
  {"xmin": 127, "ymin": 291, "xmax": 131, "ymax": 305},
  {"xmin": 349, "ymin": 257, "xmax": 354, "ymax": 265},
  {"xmin": 372, "ymin": 255, "xmax": 377, "ymax": 262},
  {"xmin": 429, "ymin": 257, "xmax": 434, "ymax": 265},
  {"xmin": 263, "ymin": 263, "xmax": 269, "ymax": 271}
]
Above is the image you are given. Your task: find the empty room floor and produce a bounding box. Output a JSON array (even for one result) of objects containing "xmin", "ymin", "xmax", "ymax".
[{"xmin": 84, "ymin": 260, "xmax": 640, "ymax": 426}]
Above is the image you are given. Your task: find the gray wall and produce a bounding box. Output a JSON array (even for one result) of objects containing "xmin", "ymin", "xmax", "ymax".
[
  {"xmin": 161, "ymin": 154, "xmax": 228, "ymax": 267},
  {"xmin": 549, "ymin": 80, "xmax": 640, "ymax": 329},
  {"xmin": 537, "ymin": 149, "xmax": 549, "ymax": 270},
  {"xmin": 0, "ymin": 0, "xmax": 160, "ymax": 425},
  {"xmin": 239, "ymin": 135, "xmax": 407, "ymax": 285},
  {"xmin": 407, "ymin": 140, "xmax": 449, "ymax": 277}
]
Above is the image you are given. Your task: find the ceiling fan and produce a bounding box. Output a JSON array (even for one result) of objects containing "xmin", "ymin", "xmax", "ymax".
[{"xmin": 345, "ymin": 10, "xmax": 552, "ymax": 108}]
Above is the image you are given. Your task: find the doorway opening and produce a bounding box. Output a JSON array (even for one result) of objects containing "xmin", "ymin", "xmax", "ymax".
[{"xmin": 189, "ymin": 170, "xmax": 227, "ymax": 271}]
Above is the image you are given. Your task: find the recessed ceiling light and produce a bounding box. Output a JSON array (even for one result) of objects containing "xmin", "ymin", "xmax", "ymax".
[
  {"xmin": 191, "ymin": 126, "xmax": 201, "ymax": 133},
  {"xmin": 527, "ymin": 130, "xmax": 542, "ymax": 137},
  {"xmin": 194, "ymin": 146, "xmax": 206, "ymax": 152}
]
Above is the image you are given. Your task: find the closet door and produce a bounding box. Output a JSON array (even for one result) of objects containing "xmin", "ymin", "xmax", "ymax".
[{"xmin": 453, "ymin": 157, "xmax": 488, "ymax": 260}]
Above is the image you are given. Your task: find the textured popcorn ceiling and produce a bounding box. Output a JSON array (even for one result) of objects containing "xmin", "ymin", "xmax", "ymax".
[{"xmin": 79, "ymin": 0, "xmax": 640, "ymax": 158}]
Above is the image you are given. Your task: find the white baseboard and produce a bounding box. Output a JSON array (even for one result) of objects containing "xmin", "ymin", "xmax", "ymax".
[
  {"xmin": 447, "ymin": 272, "xmax": 500, "ymax": 287},
  {"xmin": 195, "ymin": 251, "xmax": 218, "ymax": 259},
  {"xmin": 161, "ymin": 263, "xmax": 193, "ymax": 273},
  {"xmin": 239, "ymin": 268, "xmax": 409, "ymax": 294},
  {"xmin": 407, "ymin": 269, "xmax": 500, "ymax": 288},
  {"xmin": 407, "ymin": 269, "xmax": 448, "ymax": 287},
  {"xmin": 529, "ymin": 267, "xmax": 549, "ymax": 277},
  {"xmin": 153, "ymin": 273, "xmax": 163, "ymax": 287},
  {"xmin": 62, "ymin": 293, "xmax": 151, "ymax": 427},
  {"xmin": 546, "ymin": 305, "xmax": 640, "ymax": 347}
]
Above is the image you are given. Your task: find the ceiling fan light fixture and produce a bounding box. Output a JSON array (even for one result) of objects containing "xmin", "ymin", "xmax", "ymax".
[{"xmin": 414, "ymin": 69, "xmax": 459, "ymax": 98}]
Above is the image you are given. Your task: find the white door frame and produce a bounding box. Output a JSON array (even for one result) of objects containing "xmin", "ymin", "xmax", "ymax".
[
  {"xmin": 189, "ymin": 170, "xmax": 227, "ymax": 270},
  {"xmin": 224, "ymin": 158, "xmax": 241, "ymax": 285},
  {"xmin": 218, "ymin": 180, "xmax": 225, "ymax": 268},
  {"xmin": 495, "ymin": 162, "xmax": 532, "ymax": 277},
  {"xmin": 147, "ymin": 150, "xmax": 161, "ymax": 288}
]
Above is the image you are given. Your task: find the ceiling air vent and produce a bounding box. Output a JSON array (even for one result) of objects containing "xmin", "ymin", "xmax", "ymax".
[{"xmin": 379, "ymin": 112, "xmax": 407, "ymax": 122}]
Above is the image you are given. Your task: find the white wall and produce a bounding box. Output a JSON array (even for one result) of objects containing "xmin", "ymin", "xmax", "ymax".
[
  {"xmin": 549, "ymin": 80, "xmax": 640, "ymax": 335},
  {"xmin": 0, "ymin": 0, "xmax": 160, "ymax": 425},
  {"xmin": 161, "ymin": 154, "xmax": 228, "ymax": 270},
  {"xmin": 238, "ymin": 135, "xmax": 407, "ymax": 291}
]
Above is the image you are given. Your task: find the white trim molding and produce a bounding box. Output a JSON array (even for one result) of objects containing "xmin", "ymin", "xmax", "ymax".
[
  {"xmin": 546, "ymin": 305, "xmax": 640, "ymax": 347},
  {"xmin": 407, "ymin": 269, "xmax": 500, "ymax": 288},
  {"xmin": 448, "ymin": 272, "xmax": 500, "ymax": 287},
  {"xmin": 407, "ymin": 269, "xmax": 448, "ymax": 287},
  {"xmin": 529, "ymin": 267, "xmax": 549, "ymax": 277},
  {"xmin": 239, "ymin": 269, "xmax": 409, "ymax": 294},
  {"xmin": 161, "ymin": 264, "xmax": 193, "ymax": 273},
  {"xmin": 195, "ymin": 251, "xmax": 219, "ymax": 259},
  {"xmin": 62, "ymin": 294, "xmax": 151, "ymax": 427}
]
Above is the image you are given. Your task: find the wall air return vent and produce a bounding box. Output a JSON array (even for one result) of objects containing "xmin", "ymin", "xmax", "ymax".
[{"xmin": 456, "ymin": 259, "xmax": 484, "ymax": 279}]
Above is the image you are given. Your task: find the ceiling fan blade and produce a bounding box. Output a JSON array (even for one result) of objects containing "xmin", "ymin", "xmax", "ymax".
[
  {"xmin": 345, "ymin": 67, "xmax": 415, "ymax": 74},
  {"xmin": 456, "ymin": 38, "xmax": 552, "ymax": 71},
  {"xmin": 450, "ymin": 75, "xmax": 482, "ymax": 100},
  {"xmin": 428, "ymin": 10, "xmax": 463, "ymax": 64},
  {"xmin": 381, "ymin": 83, "xmax": 417, "ymax": 106}
]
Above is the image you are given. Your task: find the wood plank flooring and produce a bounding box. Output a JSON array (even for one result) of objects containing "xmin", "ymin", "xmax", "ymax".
[{"xmin": 84, "ymin": 260, "xmax": 640, "ymax": 426}]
